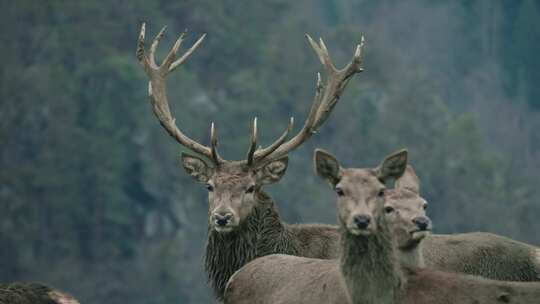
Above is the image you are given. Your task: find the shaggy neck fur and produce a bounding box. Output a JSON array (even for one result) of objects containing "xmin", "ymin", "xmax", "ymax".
[
  {"xmin": 339, "ymin": 220, "xmax": 404, "ymax": 304},
  {"xmin": 204, "ymin": 190, "xmax": 299, "ymax": 300}
]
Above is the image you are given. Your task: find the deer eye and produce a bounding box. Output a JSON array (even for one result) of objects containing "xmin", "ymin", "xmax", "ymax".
[
  {"xmin": 206, "ymin": 184, "xmax": 214, "ymax": 192},
  {"xmin": 423, "ymin": 204, "xmax": 428, "ymax": 210},
  {"xmin": 384, "ymin": 206, "xmax": 394, "ymax": 214},
  {"xmin": 246, "ymin": 185, "xmax": 255, "ymax": 194},
  {"xmin": 377, "ymin": 189, "xmax": 385, "ymax": 197},
  {"xmin": 335, "ymin": 187, "xmax": 345, "ymax": 197}
]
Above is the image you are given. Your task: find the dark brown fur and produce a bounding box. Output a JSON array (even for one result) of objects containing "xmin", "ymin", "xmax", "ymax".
[
  {"xmin": 0, "ymin": 283, "xmax": 79, "ymax": 304},
  {"xmin": 205, "ymin": 191, "xmax": 340, "ymax": 300}
]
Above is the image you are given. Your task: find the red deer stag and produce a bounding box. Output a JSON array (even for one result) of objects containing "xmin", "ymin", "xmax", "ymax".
[
  {"xmin": 225, "ymin": 149, "xmax": 540, "ymax": 304},
  {"xmin": 136, "ymin": 23, "xmax": 364, "ymax": 300}
]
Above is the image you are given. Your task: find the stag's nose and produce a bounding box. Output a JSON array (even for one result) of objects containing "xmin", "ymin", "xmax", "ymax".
[
  {"xmin": 413, "ymin": 216, "xmax": 430, "ymax": 231},
  {"xmin": 213, "ymin": 212, "xmax": 233, "ymax": 227},
  {"xmin": 352, "ymin": 215, "xmax": 371, "ymax": 230}
]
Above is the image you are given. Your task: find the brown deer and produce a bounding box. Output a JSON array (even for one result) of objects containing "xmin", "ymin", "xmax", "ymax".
[
  {"xmin": 136, "ymin": 23, "xmax": 364, "ymax": 300},
  {"xmin": 384, "ymin": 165, "xmax": 432, "ymax": 268},
  {"xmin": 224, "ymin": 149, "xmax": 540, "ymax": 304},
  {"xmin": 0, "ymin": 282, "xmax": 79, "ymax": 304},
  {"xmin": 395, "ymin": 166, "xmax": 540, "ymax": 281}
]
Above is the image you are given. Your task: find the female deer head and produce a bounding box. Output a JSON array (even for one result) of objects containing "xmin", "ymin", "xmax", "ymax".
[
  {"xmin": 314, "ymin": 148, "xmax": 408, "ymax": 236},
  {"xmin": 385, "ymin": 165, "xmax": 432, "ymax": 250}
]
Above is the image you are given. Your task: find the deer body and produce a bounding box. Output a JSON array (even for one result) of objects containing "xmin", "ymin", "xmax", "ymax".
[
  {"xmin": 225, "ymin": 150, "xmax": 540, "ymax": 304},
  {"xmin": 423, "ymin": 232, "xmax": 540, "ymax": 281}
]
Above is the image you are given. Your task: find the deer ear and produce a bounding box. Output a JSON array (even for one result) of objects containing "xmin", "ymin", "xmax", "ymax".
[
  {"xmin": 314, "ymin": 149, "xmax": 341, "ymax": 186},
  {"xmin": 376, "ymin": 149, "xmax": 408, "ymax": 182},
  {"xmin": 181, "ymin": 153, "xmax": 213, "ymax": 183},
  {"xmin": 255, "ymin": 157, "xmax": 288, "ymax": 185},
  {"xmin": 395, "ymin": 164, "xmax": 420, "ymax": 194}
]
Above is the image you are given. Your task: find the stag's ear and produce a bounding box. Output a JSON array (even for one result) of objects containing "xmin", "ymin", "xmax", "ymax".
[
  {"xmin": 395, "ymin": 164, "xmax": 420, "ymax": 194},
  {"xmin": 376, "ymin": 149, "xmax": 408, "ymax": 182},
  {"xmin": 255, "ymin": 156, "xmax": 289, "ymax": 185},
  {"xmin": 314, "ymin": 149, "xmax": 341, "ymax": 186},
  {"xmin": 181, "ymin": 153, "xmax": 213, "ymax": 183}
]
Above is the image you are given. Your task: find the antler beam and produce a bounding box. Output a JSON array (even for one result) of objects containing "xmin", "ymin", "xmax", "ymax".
[
  {"xmin": 137, "ymin": 23, "xmax": 222, "ymax": 164},
  {"xmin": 249, "ymin": 34, "xmax": 365, "ymax": 165}
]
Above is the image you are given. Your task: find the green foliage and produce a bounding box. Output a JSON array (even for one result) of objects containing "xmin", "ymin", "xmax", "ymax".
[{"xmin": 1, "ymin": 1, "xmax": 540, "ymax": 303}]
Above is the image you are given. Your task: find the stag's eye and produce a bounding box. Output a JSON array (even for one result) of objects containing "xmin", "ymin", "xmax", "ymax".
[
  {"xmin": 206, "ymin": 184, "xmax": 214, "ymax": 192},
  {"xmin": 384, "ymin": 206, "xmax": 394, "ymax": 214},
  {"xmin": 335, "ymin": 187, "xmax": 345, "ymax": 196},
  {"xmin": 423, "ymin": 204, "xmax": 428, "ymax": 210},
  {"xmin": 377, "ymin": 189, "xmax": 385, "ymax": 197},
  {"xmin": 246, "ymin": 185, "xmax": 255, "ymax": 194}
]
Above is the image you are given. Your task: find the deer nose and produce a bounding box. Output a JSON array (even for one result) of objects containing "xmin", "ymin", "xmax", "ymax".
[
  {"xmin": 352, "ymin": 215, "xmax": 371, "ymax": 230},
  {"xmin": 413, "ymin": 216, "xmax": 430, "ymax": 231},
  {"xmin": 213, "ymin": 212, "xmax": 233, "ymax": 227}
]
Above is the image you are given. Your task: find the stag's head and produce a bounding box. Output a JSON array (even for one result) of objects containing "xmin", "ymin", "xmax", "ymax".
[
  {"xmin": 180, "ymin": 129, "xmax": 291, "ymax": 233},
  {"xmin": 137, "ymin": 23, "xmax": 364, "ymax": 233},
  {"xmin": 384, "ymin": 165, "xmax": 432, "ymax": 249},
  {"xmin": 315, "ymin": 149, "xmax": 408, "ymax": 236}
]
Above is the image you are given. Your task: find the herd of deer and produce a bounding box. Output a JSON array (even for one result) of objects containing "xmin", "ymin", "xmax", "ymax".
[
  {"xmin": 2, "ymin": 20, "xmax": 539, "ymax": 304},
  {"xmin": 135, "ymin": 22, "xmax": 540, "ymax": 304}
]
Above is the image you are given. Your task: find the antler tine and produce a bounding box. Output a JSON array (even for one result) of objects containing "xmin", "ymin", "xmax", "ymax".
[
  {"xmin": 246, "ymin": 117, "xmax": 258, "ymax": 166},
  {"xmin": 305, "ymin": 34, "xmax": 336, "ymax": 74},
  {"xmin": 312, "ymin": 35, "xmax": 365, "ymax": 130},
  {"xmin": 170, "ymin": 33, "xmax": 206, "ymax": 73},
  {"xmin": 137, "ymin": 23, "xmax": 150, "ymax": 72},
  {"xmin": 210, "ymin": 122, "xmax": 221, "ymax": 165},
  {"xmin": 149, "ymin": 26, "xmax": 167, "ymax": 67},
  {"xmin": 252, "ymin": 34, "xmax": 364, "ymax": 163},
  {"xmin": 253, "ymin": 117, "xmax": 294, "ymax": 163},
  {"xmin": 137, "ymin": 23, "xmax": 220, "ymax": 163}
]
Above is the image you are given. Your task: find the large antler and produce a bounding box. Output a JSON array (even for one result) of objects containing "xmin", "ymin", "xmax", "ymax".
[
  {"xmin": 136, "ymin": 23, "xmax": 222, "ymax": 164},
  {"xmin": 247, "ymin": 34, "xmax": 365, "ymax": 166}
]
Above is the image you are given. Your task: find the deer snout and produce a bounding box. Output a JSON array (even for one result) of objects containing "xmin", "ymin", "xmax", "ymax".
[
  {"xmin": 352, "ymin": 214, "xmax": 372, "ymax": 230},
  {"xmin": 212, "ymin": 212, "xmax": 234, "ymax": 227},
  {"xmin": 412, "ymin": 216, "xmax": 431, "ymax": 231}
]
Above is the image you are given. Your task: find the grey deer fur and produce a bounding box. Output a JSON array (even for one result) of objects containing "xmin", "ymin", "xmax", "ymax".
[
  {"xmin": 136, "ymin": 23, "xmax": 364, "ymax": 299},
  {"xmin": 393, "ymin": 166, "xmax": 540, "ymax": 281},
  {"xmin": 225, "ymin": 149, "xmax": 540, "ymax": 304},
  {"xmin": 0, "ymin": 282, "xmax": 79, "ymax": 304}
]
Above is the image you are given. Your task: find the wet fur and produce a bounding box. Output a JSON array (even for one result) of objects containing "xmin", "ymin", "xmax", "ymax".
[{"xmin": 205, "ymin": 191, "xmax": 340, "ymax": 300}]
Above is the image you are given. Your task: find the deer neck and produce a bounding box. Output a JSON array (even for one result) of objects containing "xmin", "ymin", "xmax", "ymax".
[
  {"xmin": 398, "ymin": 241, "xmax": 425, "ymax": 269},
  {"xmin": 204, "ymin": 190, "xmax": 286, "ymax": 300},
  {"xmin": 339, "ymin": 221, "xmax": 403, "ymax": 304}
]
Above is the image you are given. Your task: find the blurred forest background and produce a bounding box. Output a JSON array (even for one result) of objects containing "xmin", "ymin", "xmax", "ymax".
[{"xmin": 1, "ymin": 0, "xmax": 540, "ymax": 303}]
